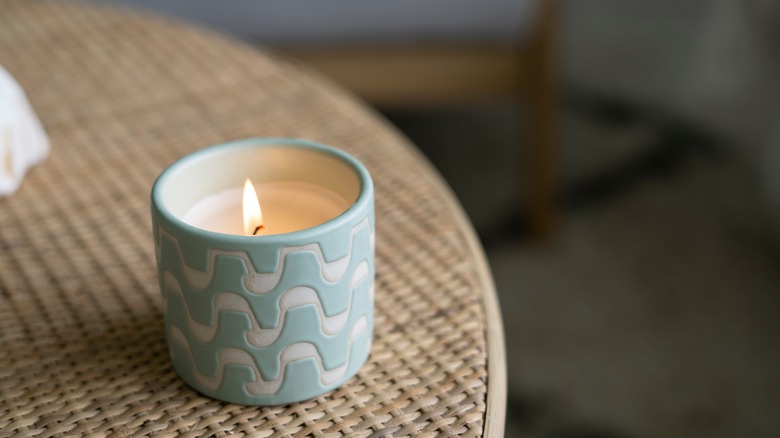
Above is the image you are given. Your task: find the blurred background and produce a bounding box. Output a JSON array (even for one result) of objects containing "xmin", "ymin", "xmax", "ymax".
[{"xmin": 107, "ymin": 1, "xmax": 780, "ymax": 436}]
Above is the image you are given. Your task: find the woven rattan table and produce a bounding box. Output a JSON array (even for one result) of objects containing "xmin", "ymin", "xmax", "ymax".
[{"xmin": 0, "ymin": 1, "xmax": 506, "ymax": 436}]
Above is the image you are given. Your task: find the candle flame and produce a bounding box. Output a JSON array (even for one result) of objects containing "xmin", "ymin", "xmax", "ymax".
[{"xmin": 243, "ymin": 178, "xmax": 263, "ymax": 235}]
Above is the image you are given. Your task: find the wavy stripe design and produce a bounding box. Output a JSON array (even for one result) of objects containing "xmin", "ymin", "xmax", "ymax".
[
  {"xmin": 169, "ymin": 316, "xmax": 368, "ymax": 395},
  {"xmin": 155, "ymin": 217, "xmax": 374, "ymax": 293},
  {"xmin": 164, "ymin": 261, "xmax": 372, "ymax": 346},
  {"xmin": 158, "ymin": 209, "xmax": 374, "ymax": 403}
]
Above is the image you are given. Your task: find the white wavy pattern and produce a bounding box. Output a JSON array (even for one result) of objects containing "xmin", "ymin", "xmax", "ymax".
[
  {"xmin": 155, "ymin": 217, "xmax": 374, "ymax": 294},
  {"xmin": 170, "ymin": 316, "xmax": 368, "ymax": 395},
  {"xmin": 164, "ymin": 261, "xmax": 372, "ymax": 347}
]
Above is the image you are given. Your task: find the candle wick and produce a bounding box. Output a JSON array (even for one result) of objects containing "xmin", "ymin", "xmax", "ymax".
[{"xmin": 252, "ymin": 225, "xmax": 265, "ymax": 236}]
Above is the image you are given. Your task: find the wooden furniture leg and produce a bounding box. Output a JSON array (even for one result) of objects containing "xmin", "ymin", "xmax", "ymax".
[{"xmin": 523, "ymin": 0, "xmax": 558, "ymax": 241}]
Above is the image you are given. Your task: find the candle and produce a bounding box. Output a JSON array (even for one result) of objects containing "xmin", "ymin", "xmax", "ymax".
[
  {"xmin": 182, "ymin": 180, "xmax": 349, "ymax": 236},
  {"xmin": 151, "ymin": 138, "xmax": 375, "ymax": 406}
]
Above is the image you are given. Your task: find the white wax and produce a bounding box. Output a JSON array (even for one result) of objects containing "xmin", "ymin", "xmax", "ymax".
[{"xmin": 182, "ymin": 181, "xmax": 350, "ymax": 235}]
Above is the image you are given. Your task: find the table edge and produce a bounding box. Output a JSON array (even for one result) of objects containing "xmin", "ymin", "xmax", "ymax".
[{"xmin": 397, "ymin": 137, "xmax": 508, "ymax": 437}]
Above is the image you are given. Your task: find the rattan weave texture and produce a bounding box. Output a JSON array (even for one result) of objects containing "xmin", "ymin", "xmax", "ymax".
[{"xmin": 0, "ymin": 1, "xmax": 501, "ymax": 436}]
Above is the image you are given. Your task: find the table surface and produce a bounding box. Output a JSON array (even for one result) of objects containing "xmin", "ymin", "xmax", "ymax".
[{"xmin": 0, "ymin": 1, "xmax": 506, "ymax": 436}]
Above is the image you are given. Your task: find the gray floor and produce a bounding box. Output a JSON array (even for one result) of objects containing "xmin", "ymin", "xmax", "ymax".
[{"xmin": 388, "ymin": 106, "xmax": 780, "ymax": 438}]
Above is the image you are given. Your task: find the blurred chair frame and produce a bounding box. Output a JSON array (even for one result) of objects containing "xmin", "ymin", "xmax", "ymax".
[{"xmin": 282, "ymin": 0, "xmax": 557, "ymax": 240}]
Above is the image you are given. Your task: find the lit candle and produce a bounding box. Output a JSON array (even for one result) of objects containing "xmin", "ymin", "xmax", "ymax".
[
  {"xmin": 151, "ymin": 138, "xmax": 375, "ymax": 406},
  {"xmin": 182, "ymin": 179, "xmax": 349, "ymax": 236}
]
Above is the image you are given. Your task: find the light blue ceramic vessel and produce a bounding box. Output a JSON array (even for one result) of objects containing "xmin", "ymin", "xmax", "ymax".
[{"xmin": 151, "ymin": 138, "xmax": 374, "ymax": 405}]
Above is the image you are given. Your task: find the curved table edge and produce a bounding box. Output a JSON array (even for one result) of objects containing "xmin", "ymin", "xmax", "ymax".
[{"xmin": 396, "ymin": 135, "xmax": 508, "ymax": 437}]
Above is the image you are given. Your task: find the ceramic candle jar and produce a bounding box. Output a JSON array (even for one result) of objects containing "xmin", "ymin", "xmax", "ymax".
[{"xmin": 150, "ymin": 138, "xmax": 375, "ymax": 405}]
